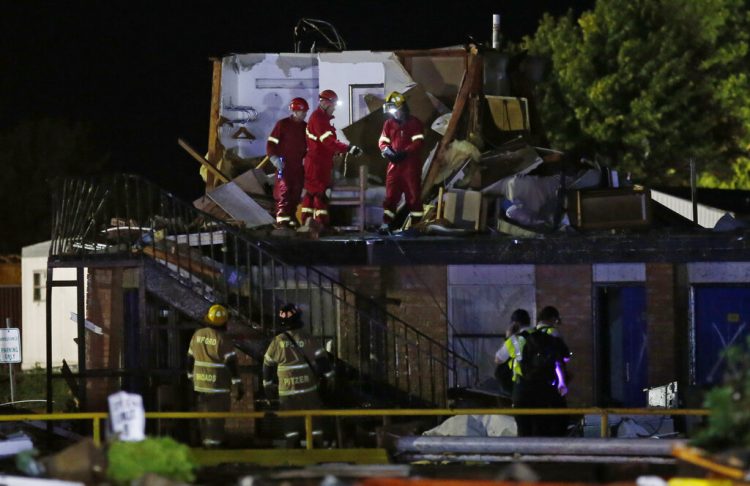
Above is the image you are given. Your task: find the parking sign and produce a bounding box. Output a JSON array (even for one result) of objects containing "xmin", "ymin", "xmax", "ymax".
[{"xmin": 0, "ymin": 328, "xmax": 21, "ymax": 364}]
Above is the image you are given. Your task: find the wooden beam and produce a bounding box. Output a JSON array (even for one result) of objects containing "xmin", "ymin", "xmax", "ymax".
[
  {"xmin": 420, "ymin": 51, "xmax": 483, "ymax": 200},
  {"xmin": 178, "ymin": 138, "xmax": 230, "ymax": 184},
  {"xmin": 206, "ymin": 58, "xmax": 223, "ymax": 191}
]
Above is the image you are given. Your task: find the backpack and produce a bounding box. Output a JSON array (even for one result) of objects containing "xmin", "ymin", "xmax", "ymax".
[{"xmin": 519, "ymin": 329, "xmax": 564, "ymax": 383}]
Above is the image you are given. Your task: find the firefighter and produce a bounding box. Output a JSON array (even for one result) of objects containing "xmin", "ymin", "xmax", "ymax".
[
  {"xmin": 267, "ymin": 97, "xmax": 309, "ymax": 228},
  {"xmin": 378, "ymin": 91, "xmax": 425, "ymax": 232},
  {"xmin": 262, "ymin": 303, "xmax": 334, "ymax": 447},
  {"xmin": 301, "ymin": 89, "xmax": 362, "ymax": 229},
  {"xmin": 187, "ymin": 304, "xmax": 244, "ymax": 448}
]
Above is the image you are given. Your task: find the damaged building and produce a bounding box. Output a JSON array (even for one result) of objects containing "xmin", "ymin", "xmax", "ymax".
[{"xmin": 43, "ymin": 28, "xmax": 750, "ymax": 447}]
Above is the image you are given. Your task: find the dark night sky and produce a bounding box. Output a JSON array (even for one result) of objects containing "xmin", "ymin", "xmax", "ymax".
[{"xmin": 1, "ymin": 1, "xmax": 593, "ymax": 201}]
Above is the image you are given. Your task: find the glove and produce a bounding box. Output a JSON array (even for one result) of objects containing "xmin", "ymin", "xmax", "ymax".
[
  {"xmin": 324, "ymin": 187, "xmax": 332, "ymax": 199},
  {"xmin": 347, "ymin": 145, "xmax": 363, "ymax": 156},
  {"xmin": 392, "ymin": 151, "xmax": 407, "ymax": 163},
  {"xmin": 381, "ymin": 146, "xmax": 397, "ymax": 161},
  {"xmin": 234, "ymin": 382, "xmax": 245, "ymax": 402},
  {"xmin": 270, "ymin": 155, "xmax": 284, "ymax": 171}
]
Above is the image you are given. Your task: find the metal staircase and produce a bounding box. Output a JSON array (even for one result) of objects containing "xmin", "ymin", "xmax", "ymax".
[{"xmin": 50, "ymin": 174, "xmax": 479, "ymax": 407}]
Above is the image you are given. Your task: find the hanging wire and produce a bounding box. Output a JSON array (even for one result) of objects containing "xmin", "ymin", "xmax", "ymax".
[
  {"xmin": 293, "ymin": 18, "xmax": 347, "ymax": 53},
  {"xmin": 222, "ymin": 97, "xmax": 259, "ymax": 124}
]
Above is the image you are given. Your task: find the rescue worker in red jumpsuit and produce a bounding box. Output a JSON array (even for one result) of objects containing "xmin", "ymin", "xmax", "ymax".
[
  {"xmin": 301, "ymin": 89, "xmax": 362, "ymax": 228},
  {"xmin": 378, "ymin": 91, "xmax": 425, "ymax": 232},
  {"xmin": 267, "ymin": 97, "xmax": 309, "ymax": 228}
]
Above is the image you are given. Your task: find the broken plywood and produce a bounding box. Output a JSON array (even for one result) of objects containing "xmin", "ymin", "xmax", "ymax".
[{"xmin": 206, "ymin": 182, "xmax": 274, "ymax": 228}]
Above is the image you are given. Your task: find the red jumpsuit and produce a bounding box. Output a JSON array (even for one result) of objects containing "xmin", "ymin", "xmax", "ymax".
[
  {"xmin": 378, "ymin": 115, "xmax": 425, "ymax": 224},
  {"xmin": 267, "ymin": 116, "xmax": 307, "ymax": 225},
  {"xmin": 302, "ymin": 106, "xmax": 349, "ymax": 226}
]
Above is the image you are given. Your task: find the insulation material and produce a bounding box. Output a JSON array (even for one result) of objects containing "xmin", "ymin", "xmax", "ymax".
[
  {"xmin": 422, "ymin": 414, "xmax": 517, "ymax": 437},
  {"xmin": 430, "ymin": 140, "xmax": 481, "ymax": 187}
]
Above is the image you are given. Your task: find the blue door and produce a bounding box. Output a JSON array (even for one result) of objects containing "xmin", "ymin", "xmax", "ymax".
[
  {"xmin": 694, "ymin": 286, "xmax": 750, "ymax": 386},
  {"xmin": 598, "ymin": 286, "xmax": 648, "ymax": 406}
]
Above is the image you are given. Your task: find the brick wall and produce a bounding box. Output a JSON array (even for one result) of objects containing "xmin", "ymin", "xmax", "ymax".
[
  {"xmin": 86, "ymin": 268, "xmax": 124, "ymax": 410},
  {"xmin": 646, "ymin": 263, "xmax": 677, "ymax": 387},
  {"xmin": 384, "ymin": 266, "xmax": 447, "ymax": 346},
  {"xmin": 535, "ymin": 265, "xmax": 593, "ymax": 406}
]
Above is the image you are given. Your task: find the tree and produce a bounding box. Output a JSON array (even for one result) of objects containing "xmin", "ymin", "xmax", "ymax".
[
  {"xmin": 522, "ymin": 0, "xmax": 750, "ymax": 187},
  {"xmin": 0, "ymin": 118, "xmax": 109, "ymax": 253}
]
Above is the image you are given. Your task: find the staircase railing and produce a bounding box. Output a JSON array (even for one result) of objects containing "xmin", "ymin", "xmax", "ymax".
[{"xmin": 50, "ymin": 174, "xmax": 479, "ymax": 406}]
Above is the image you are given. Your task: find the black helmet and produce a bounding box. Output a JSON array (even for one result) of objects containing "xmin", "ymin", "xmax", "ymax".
[
  {"xmin": 538, "ymin": 305, "xmax": 560, "ymax": 323},
  {"xmin": 278, "ymin": 303, "xmax": 303, "ymax": 329},
  {"xmin": 510, "ymin": 308, "xmax": 531, "ymax": 326}
]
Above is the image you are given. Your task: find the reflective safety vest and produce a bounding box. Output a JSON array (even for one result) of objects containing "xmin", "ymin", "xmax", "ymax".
[
  {"xmin": 505, "ymin": 333, "xmax": 527, "ymax": 383},
  {"xmin": 505, "ymin": 325, "xmax": 569, "ymax": 383},
  {"xmin": 188, "ymin": 327, "xmax": 235, "ymax": 394},
  {"xmin": 263, "ymin": 329, "xmax": 327, "ymax": 397}
]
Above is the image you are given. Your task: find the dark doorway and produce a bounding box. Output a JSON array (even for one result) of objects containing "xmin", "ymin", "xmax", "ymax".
[{"xmin": 595, "ymin": 285, "xmax": 648, "ymax": 406}]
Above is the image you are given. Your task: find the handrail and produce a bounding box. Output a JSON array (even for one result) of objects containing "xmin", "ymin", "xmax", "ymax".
[
  {"xmin": 49, "ymin": 174, "xmax": 479, "ymax": 405},
  {"xmin": 0, "ymin": 408, "xmax": 709, "ymax": 448}
]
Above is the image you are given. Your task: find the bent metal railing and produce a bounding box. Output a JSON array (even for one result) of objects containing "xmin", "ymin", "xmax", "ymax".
[
  {"xmin": 0, "ymin": 407, "xmax": 710, "ymax": 448},
  {"xmin": 50, "ymin": 174, "xmax": 478, "ymax": 406}
]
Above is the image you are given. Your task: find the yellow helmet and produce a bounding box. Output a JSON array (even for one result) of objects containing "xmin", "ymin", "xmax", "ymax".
[
  {"xmin": 205, "ymin": 304, "xmax": 229, "ymax": 326},
  {"xmin": 383, "ymin": 91, "xmax": 406, "ymax": 114}
]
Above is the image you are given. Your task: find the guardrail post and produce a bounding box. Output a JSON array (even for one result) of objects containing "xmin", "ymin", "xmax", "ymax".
[
  {"xmin": 93, "ymin": 416, "xmax": 101, "ymax": 447},
  {"xmin": 600, "ymin": 410, "xmax": 609, "ymax": 438},
  {"xmin": 305, "ymin": 414, "xmax": 313, "ymax": 450}
]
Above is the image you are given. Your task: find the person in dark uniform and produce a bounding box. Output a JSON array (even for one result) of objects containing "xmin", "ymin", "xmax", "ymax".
[
  {"xmin": 187, "ymin": 304, "xmax": 244, "ymax": 447},
  {"xmin": 262, "ymin": 303, "xmax": 334, "ymax": 447},
  {"xmin": 496, "ymin": 306, "xmax": 571, "ymax": 436}
]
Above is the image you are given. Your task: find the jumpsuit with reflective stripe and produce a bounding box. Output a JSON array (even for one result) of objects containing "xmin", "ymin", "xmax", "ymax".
[
  {"xmin": 267, "ymin": 116, "xmax": 307, "ymax": 224},
  {"xmin": 302, "ymin": 106, "xmax": 349, "ymax": 226},
  {"xmin": 378, "ymin": 116, "xmax": 425, "ymax": 224}
]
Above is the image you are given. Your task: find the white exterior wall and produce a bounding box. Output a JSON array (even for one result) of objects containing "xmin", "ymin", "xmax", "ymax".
[
  {"xmin": 219, "ymin": 51, "xmax": 415, "ymax": 159},
  {"xmin": 21, "ymin": 241, "xmax": 83, "ymax": 370}
]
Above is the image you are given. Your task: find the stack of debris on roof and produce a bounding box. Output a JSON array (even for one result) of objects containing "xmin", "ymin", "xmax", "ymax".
[{"xmin": 175, "ymin": 35, "xmax": 746, "ymax": 240}]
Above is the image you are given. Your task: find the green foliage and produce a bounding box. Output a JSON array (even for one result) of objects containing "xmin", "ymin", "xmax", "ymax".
[
  {"xmin": 691, "ymin": 336, "xmax": 750, "ymax": 451},
  {"xmin": 106, "ymin": 436, "xmax": 197, "ymax": 484},
  {"xmin": 523, "ymin": 0, "xmax": 750, "ymax": 187},
  {"xmin": 0, "ymin": 117, "xmax": 109, "ymax": 253}
]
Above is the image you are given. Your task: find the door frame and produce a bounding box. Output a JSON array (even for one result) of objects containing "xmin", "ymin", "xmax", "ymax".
[{"xmin": 592, "ymin": 282, "xmax": 647, "ymax": 406}]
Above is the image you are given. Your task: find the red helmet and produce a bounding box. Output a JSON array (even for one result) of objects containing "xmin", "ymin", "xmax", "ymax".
[
  {"xmin": 319, "ymin": 89, "xmax": 338, "ymax": 104},
  {"xmin": 289, "ymin": 97, "xmax": 309, "ymax": 112}
]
